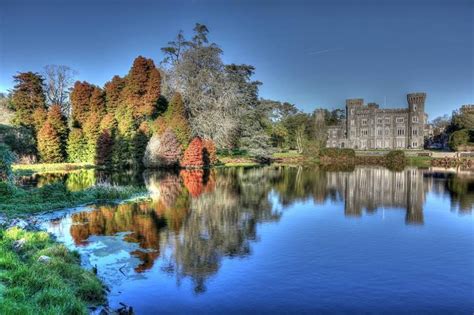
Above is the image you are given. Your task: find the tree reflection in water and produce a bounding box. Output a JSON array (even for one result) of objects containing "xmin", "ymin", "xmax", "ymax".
[{"xmin": 64, "ymin": 166, "xmax": 472, "ymax": 293}]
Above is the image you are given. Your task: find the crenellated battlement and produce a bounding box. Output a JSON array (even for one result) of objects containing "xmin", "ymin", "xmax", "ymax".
[
  {"xmin": 407, "ymin": 92, "xmax": 426, "ymax": 106},
  {"xmin": 346, "ymin": 99, "xmax": 364, "ymax": 106}
]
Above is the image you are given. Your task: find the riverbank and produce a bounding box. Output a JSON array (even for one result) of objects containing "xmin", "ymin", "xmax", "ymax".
[
  {"xmin": 13, "ymin": 162, "xmax": 95, "ymax": 176},
  {"xmin": 0, "ymin": 226, "xmax": 105, "ymax": 314},
  {"xmin": 9, "ymin": 150, "xmax": 474, "ymax": 173},
  {"xmin": 0, "ymin": 182, "xmax": 148, "ymax": 217}
]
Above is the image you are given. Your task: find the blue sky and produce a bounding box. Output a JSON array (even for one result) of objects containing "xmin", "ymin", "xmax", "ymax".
[{"xmin": 0, "ymin": 0, "xmax": 472, "ymax": 119}]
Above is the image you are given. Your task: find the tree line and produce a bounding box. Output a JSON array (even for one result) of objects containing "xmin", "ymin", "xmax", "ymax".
[{"xmin": 0, "ymin": 23, "xmax": 345, "ymax": 167}]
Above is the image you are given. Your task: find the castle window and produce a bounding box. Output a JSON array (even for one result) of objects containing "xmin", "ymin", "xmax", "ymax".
[
  {"xmin": 412, "ymin": 128, "xmax": 418, "ymax": 136},
  {"xmin": 412, "ymin": 116, "xmax": 418, "ymax": 123},
  {"xmin": 412, "ymin": 141, "xmax": 418, "ymax": 147},
  {"xmin": 362, "ymin": 119, "xmax": 367, "ymax": 125},
  {"xmin": 396, "ymin": 117, "xmax": 404, "ymax": 123},
  {"xmin": 385, "ymin": 128, "xmax": 390, "ymax": 136},
  {"xmin": 377, "ymin": 118, "xmax": 383, "ymax": 124},
  {"xmin": 362, "ymin": 129, "xmax": 368, "ymax": 136},
  {"xmin": 385, "ymin": 117, "xmax": 391, "ymax": 124},
  {"xmin": 397, "ymin": 128, "xmax": 405, "ymax": 136},
  {"xmin": 377, "ymin": 129, "xmax": 382, "ymax": 136},
  {"xmin": 413, "ymin": 104, "xmax": 417, "ymax": 111}
]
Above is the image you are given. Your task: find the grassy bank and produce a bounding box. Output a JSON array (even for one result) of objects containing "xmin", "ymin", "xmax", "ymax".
[
  {"xmin": 0, "ymin": 182, "xmax": 147, "ymax": 216},
  {"xmin": 13, "ymin": 163, "xmax": 95, "ymax": 176},
  {"xmin": 0, "ymin": 227, "xmax": 104, "ymax": 314},
  {"xmin": 407, "ymin": 156, "xmax": 433, "ymax": 168}
]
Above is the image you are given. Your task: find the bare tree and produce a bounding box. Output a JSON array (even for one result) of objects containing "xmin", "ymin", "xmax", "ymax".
[{"xmin": 43, "ymin": 65, "xmax": 76, "ymax": 116}]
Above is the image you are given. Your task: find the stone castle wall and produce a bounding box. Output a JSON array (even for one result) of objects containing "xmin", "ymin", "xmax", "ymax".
[{"xmin": 326, "ymin": 93, "xmax": 427, "ymax": 150}]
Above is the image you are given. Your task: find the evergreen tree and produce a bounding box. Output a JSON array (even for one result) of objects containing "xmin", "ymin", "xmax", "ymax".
[
  {"xmin": 37, "ymin": 121, "xmax": 63, "ymax": 162},
  {"xmin": 104, "ymin": 75, "xmax": 125, "ymax": 114},
  {"xmin": 96, "ymin": 130, "xmax": 114, "ymax": 166},
  {"xmin": 100, "ymin": 113, "xmax": 116, "ymax": 132},
  {"xmin": 47, "ymin": 104, "xmax": 68, "ymax": 145},
  {"xmin": 67, "ymin": 128, "xmax": 87, "ymax": 162},
  {"xmin": 70, "ymin": 81, "xmax": 94, "ymax": 126},
  {"xmin": 122, "ymin": 56, "xmax": 161, "ymax": 121},
  {"xmin": 90, "ymin": 86, "xmax": 106, "ymax": 119},
  {"xmin": 164, "ymin": 92, "xmax": 191, "ymax": 148},
  {"xmin": 11, "ymin": 72, "xmax": 47, "ymax": 130},
  {"xmin": 83, "ymin": 112, "xmax": 101, "ymax": 162}
]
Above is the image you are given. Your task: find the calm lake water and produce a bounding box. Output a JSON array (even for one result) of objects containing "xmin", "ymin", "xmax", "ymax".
[{"xmin": 39, "ymin": 166, "xmax": 473, "ymax": 314}]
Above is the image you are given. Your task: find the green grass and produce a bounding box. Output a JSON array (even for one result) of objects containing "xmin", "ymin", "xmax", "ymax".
[
  {"xmin": 0, "ymin": 182, "xmax": 148, "ymax": 216},
  {"xmin": 407, "ymin": 156, "xmax": 433, "ymax": 167},
  {"xmin": 272, "ymin": 151, "xmax": 302, "ymax": 159},
  {"xmin": 13, "ymin": 163, "xmax": 95, "ymax": 176},
  {"xmin": 0, "ymin": 227, "xmax": 105, "ymax": 314}
]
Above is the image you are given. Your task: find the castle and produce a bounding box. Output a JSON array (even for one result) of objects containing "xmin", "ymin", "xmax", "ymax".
[{"xmin": 326, "ymin": 93, "xmax": 428, "ymax": 150}]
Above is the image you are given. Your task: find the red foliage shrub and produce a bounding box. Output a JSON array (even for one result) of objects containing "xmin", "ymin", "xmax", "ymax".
[{"xmin": 180, "ymin": 137, "xmax": 207, "ymax": 168}]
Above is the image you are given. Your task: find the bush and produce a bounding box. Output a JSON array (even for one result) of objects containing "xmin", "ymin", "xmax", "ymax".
[
  {"xmin": 449, "ymin": 129, "xmax": 470, "ymax": 151},
  {"xmin": 0, "ymin": 143, "xmax": 16, "ymax": 182},
  {"xmin": 181, "ymin": 137, "xmax": 206, "ymax": 168},
  {"xmin": 143, "ymin": 129, "xmax": 182, "ymax": 168},
  {"xmin": 385, "ymin": 150, "xmax": 407, "ymax": 170},
  {"xmin": 0, "ymin": 125, "xmax": 36, "ymax": 160},
  {"xmin": 302, "ymin": 140, "xmax": 322, "ymax": 159}
]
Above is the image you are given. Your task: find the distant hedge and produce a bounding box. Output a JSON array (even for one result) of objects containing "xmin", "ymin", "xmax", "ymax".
[{"xmin": 320, "ymin": 148, "xmax": 356, "ymax": 159}]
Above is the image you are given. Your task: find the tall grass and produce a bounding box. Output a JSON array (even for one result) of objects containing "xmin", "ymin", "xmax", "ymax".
[
  {"xmin": 0, "ymin": 181, "xmax": 147, "ymax": 215},
  {"xmin": 0, "ymin": 228, "xmax": 105, "ymax": 314}
]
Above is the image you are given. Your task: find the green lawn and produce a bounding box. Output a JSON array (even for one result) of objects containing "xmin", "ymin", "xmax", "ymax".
[
  {"xmin": 0, "ymin": 227, "xmax": 105, "ymax": 314},
  {"xmin": 13, "ymin": 163, "xmax": 95, "ymax": 176},
  {"xmin": 272, "ymin": 151, "xmax": 302, "ymax": 159},
  {"xmin": 407, "ymin": 156, "xmax": 433, "ymax": 168}
]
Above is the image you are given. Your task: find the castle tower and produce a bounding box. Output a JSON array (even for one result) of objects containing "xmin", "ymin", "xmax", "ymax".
[
  {"xmin": 346, "ymin": 99, "xmax": 364, "ymax": 147},
  {"xmin": 407, "ymin": 93, "xmax": 426, "ymax": 149}
]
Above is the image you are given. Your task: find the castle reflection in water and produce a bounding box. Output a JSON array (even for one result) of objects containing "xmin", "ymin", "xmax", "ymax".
[
  {"xmin": 44, "ymin": 166, "xmax": 472, "ymax": 294},
  {"xmin": 327, "ymin": 168, "xmax": 426, "ymax": 224}
]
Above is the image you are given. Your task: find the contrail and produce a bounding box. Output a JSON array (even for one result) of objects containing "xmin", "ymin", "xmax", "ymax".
[{"xmin": 307, "ymin": 48, "xmax": 342, "ymax": 55}]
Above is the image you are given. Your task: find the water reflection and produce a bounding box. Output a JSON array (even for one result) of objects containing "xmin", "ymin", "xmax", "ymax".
[{"xmin": 42, "ymin": 166, "xmax": 473, "ymax": 310}]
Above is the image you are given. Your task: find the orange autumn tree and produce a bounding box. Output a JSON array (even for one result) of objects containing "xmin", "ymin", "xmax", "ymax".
[
  {"xmin": 121, "ymin": 56, "xmax": 161, "ymax": 121},
  {"xmin": 37, "ymin": 121, "xmax": 63, "ymax": 162},
  {"xmin": 70, "ymin": 81, "xmax": 94, "ymax": 127},
  {"xmin": 180, "ymin": 137, "xmax": 206, "ymax": 168}
]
